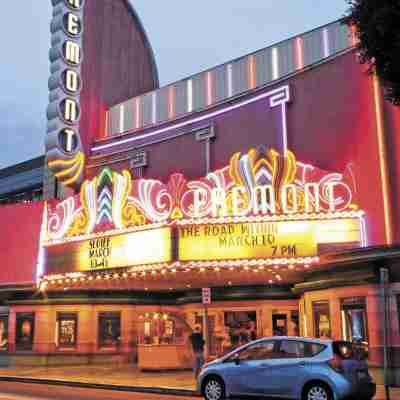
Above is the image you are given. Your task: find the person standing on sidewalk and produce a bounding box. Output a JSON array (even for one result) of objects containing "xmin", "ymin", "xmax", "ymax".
[{"xmin": 189, "ymin": 325, "xmax": 205, "ymax": 378}]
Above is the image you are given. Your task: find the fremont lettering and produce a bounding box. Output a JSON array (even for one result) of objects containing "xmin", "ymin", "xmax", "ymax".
[
  {"xmin": 64, "ymin": 69, "xmax": 80, "ymax": 93},
  {"xmin": 66, "ymin": 0, "xmax": 82, "ymax": 10},
  {"xmin": 64, "ymin": 41, "xmax": 81, "ymax": 65},
  {"xmin": 193, "ymin": 182, "xmax": 351, "ymax": 217},
  {"xmin": 62, "ymin": 98, "xmax": 80, "ymax": 122},
  {"xmin": 66, "ymin": 13, "xmax": 81, "ymax": 36}
]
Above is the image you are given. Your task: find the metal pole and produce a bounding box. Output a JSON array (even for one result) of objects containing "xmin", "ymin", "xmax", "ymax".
[
  {"xmin": 205, "ymin": 138, "xmax": 211, "ymax": 175},
  {"xmin": 380, "ymin": 267, "xmax": 390, "ymax": 400},
  {"xmin": 203, "ymin": 304, "xmax": 210, "ymax": 359}
]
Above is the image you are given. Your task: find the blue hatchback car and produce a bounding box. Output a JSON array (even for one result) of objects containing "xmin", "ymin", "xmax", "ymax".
[{"xmin": 198, "ymin": 337, "xmax": 376, "ymax": 400}]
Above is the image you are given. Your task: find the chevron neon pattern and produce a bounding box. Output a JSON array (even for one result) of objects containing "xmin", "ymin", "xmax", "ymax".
[{"xmin": 96, "ymin": 168, "xmax": 114, "ymax": 225}]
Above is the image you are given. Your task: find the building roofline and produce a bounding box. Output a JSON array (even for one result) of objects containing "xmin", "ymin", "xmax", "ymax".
[
  {"xmin": 123, "ymin": 0, "xmax": 159, "ymax": 89},
  {"xmin": 0, "ymin": 155, "xmax": 44, "ymax": 179}
]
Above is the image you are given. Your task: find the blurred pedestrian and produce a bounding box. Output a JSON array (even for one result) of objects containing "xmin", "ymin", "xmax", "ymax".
[
  {"xmin": 239, "ymin": 327, "xmax": 249, "ymax": 345},
  {"xmin": 189, "ymin": 325, "xmax": 205, "ymax": 378}
]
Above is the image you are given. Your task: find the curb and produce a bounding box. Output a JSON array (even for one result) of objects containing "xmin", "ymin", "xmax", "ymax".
[{"xmin": 0, "ymin": 376, "xmax": 201, "ymax": 397}]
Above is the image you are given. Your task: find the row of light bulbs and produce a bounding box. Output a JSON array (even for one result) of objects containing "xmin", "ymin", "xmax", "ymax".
[{"xmin": 41, "ymin": 263, "xmax": 306, "ymax": 289}]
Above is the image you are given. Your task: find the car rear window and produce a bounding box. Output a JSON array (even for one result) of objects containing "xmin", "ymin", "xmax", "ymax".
[{"xmin": 304, "ymin": 342, "xmax": 326, "ymax": 357}]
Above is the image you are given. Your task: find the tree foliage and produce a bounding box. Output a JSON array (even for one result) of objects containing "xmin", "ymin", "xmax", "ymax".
[{"xmin": 347, "ymin": 0, "xmax": 400, "ymax": 105}]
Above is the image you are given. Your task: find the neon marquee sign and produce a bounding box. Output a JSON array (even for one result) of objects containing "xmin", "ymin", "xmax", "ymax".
[
  {"xmin": 46, "ymin": 0, "xmax": 85, "ymax": 189},
  {"xmin": 44, "ymin": 145, "xmax": 364, "ymax": 242}
]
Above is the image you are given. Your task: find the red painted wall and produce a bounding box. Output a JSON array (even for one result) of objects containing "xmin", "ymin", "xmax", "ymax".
[
  {"xmin": 384, "ymin": 98, "xmax": 400, "ymax": 243},
  {"xmin": 0, "ymin": 202, "xmax": 44, "ymax": 286},
  {"xmin": 80, "ymin": 0, "xmax": 159, "ymax": 160}
]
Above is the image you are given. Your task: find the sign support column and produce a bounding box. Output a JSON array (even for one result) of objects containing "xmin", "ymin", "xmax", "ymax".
[
  {"xmin": 202, "ymin": 288, "xmax": 211, "ymax": 359},
  {"xmin": 380, "ymin": 267, "xmax": 390, "ymax": 400}
]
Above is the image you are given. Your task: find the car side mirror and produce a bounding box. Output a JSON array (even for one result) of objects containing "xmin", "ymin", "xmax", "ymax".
[{"xmin": 233, "ymin": 353, "xmax": 241, "ymax": 365}]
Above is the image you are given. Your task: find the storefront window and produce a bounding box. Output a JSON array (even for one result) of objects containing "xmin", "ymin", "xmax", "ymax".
[
  {"xmin": 98, "ymin": 312, "xmax": 121, "ymax": 347},
  {"xmin": 312, "ymin": 301, "xmax": 331, "ymax": 339},
  {"xmin": 291, "ymin": 311, "xmax": 299, "ymax": 336},
  {"xmin": 341, "ymin": 297, "xmax": 368, "ymax": 343},
  {"xmin": 15, "ymin": 313, "xmax": 35, "ymax": 351},
  {"xmin": 224, "ymin": 311, "xmax": 257, "ymax": 349},
  {"xmin": 57, "ymin": 313, "xmax": 78, "ymax": 348},
  {"xmin": 0, "ymin": 315, "xmax": 8, "ymax": 352},
  {"xmin": 138, "ymin": 313, "xmax": 183, "ymax": 345},
  {"xmin": 273, "ymin": 314, "xmax": 287, "ymax": 336}
]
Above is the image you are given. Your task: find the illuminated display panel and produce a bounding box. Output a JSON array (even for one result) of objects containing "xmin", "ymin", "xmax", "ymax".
[
  {"xmin": 44, "ymin": 227, "xmax": 172, "ymax": 274},
  {"xmin": 40, "ymin": 144, "xmax": 367, "ymax": 282},
  {"xmin": 178, "ymin": 219, "xmax": 361, "ymax": 262}
]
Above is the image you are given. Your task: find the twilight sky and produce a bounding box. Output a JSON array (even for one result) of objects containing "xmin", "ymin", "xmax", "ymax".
[{"xmin": 0, "ymin": 1, "xmax": 348, "ymax": 168}]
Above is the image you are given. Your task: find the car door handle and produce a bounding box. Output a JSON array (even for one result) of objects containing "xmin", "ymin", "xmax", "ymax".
[
  {"xmin": 298, "ymin": 361, "xmax": 306, "ymax": 367},
  {"xmin": 260, "ymin": 363, "xmax": 270, "ymax": 368}
]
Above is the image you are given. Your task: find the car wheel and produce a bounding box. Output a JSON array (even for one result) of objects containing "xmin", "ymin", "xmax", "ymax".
[
  {"xmin": 303, "ymin": 383, "xmax": 332, "ymax": 400},
  {"xmin": 203, "ymin": 377, "xmax": 225, "ymax": 400}
]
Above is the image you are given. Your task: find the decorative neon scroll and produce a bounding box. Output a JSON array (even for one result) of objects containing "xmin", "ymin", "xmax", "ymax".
[{"xmin": 45, "ymin": 146, "xmax": 360, "ymax": 242}]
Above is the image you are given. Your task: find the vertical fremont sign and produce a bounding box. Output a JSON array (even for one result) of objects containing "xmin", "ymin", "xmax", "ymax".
[{"xmin": 46, "ymin": 0, "xmax": 85, "ymax": 190}]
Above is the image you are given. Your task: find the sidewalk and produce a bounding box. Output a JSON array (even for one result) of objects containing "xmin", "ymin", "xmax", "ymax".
[
  {"xmin": 0, "ymin": 365, "xmax": 197, "ymax": 392},
  {"xmin": 0, "ymin": 365, "xmax": 399, "ymax": 399}
]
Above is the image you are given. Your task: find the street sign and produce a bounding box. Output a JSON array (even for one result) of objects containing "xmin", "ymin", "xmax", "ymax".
[{"xmin": 202, "ymin": 287, "xmax": 211, "ymax": 305}]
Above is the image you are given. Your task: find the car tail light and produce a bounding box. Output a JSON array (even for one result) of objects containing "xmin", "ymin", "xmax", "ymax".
[{"xmin": 328, "ymin": 355, "xmax": 344, "ymax": 374}]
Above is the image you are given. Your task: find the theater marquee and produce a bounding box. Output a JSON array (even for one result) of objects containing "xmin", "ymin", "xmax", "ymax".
[
  {"xmin": 44, "ymin": 227, "xmax": 172, "ymax": 274},
  {"xmin": 178, "ymin": 219, "xmax": 361, "ymax": 262},
  {"xmin": 39, "ymin": 146, "xmax": 367, "ymax": 280},
  {"xmin": 179, "ymin": 221, "xmax": 316, "ymax": 261}
]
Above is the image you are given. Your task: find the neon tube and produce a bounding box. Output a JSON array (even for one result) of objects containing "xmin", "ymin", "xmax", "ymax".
[
  {"xmin": 249, "ymin": 55, "xmax": 256, "ymax": 89},
  {"xmin": 373, "ymin": 74, "xmax": 393, "ymax": 244},
  {"xmin": 93, "ymin": 85, "xmax": 290, "ymax": 152},
  {"xmin": 119, "ymin": 103, "xmax": 125, "ymax": 134},
  {"xmin": 272, "ymin": 47, "xmax": 279, "ymax": 80},
  {"xmin": 296, "ymin": 37, "xmax": 304, "ymax": 70}
]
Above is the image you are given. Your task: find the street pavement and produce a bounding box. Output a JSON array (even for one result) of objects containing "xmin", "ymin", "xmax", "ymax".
[
  {"xmin": 0, "ymin": 365, "xmax": 196, "ymax": 391},
  {"xmin": 0, "ymin": 366, "xmax": 399, "ymax": 399},
  {"xmin": 0, "ymin": 383, "xmax": 399, "ymax": 400},
  {"xmin": 0, "ymin": 382, "xmax": 197, "ymax": 400}
]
